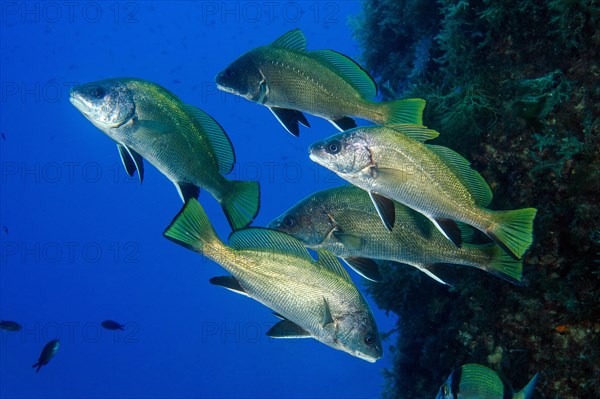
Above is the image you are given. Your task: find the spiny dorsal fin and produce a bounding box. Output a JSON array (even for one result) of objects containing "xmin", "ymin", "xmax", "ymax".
[
  {"xmin": 271, "ymin": 29, "xmax": 307, "ymax": 51},
  {"xmin": 316, "ymin": 249, "xmax": 352, "ymax": 283},
  {"xmin": 386, "ymin": 124, "xmax": 440, "ymax": 142},
  {"xmin": 426, "ymin": 144, "xmax": 493, "ymax": 207},
  {"xmin": 310, "ymin": 49, "xmax": 377, "ymax": 100},
  {"xmin": 182, "ymin": 104, "xmax": 235, "ymax": 175},
  {"xmin": 229, "ymin": 228, "xmax": 311, "ymax": 260}
]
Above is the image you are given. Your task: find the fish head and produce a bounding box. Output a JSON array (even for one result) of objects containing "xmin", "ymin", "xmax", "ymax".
[
  {"xmin": 268, "ymin": 196, "xmax": 334, "ymax": 247},
  {"xmin": 215, "ymin": 52, "xmax": 265, "ymax": 101},
  {"xmin": 331, "ymin": 309, "xmax": 383, "ymax": 363},
  {"xmin": 70, "ymin": 79, "xmax": 135, "ymax": 131},
  {"xmin": 309, "ymin": 130, "xmax": 372, "ymax": 177}
]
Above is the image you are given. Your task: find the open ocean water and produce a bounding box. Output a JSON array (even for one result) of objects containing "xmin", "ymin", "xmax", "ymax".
[{"xmin": 0, "ymin": 1, "xmax": 399, "ymax": 398}]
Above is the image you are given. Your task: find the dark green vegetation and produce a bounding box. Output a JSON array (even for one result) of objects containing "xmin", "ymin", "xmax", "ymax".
[{"xmin": 352, "ymin": 1, "xmax": 600, "ymax": 398}]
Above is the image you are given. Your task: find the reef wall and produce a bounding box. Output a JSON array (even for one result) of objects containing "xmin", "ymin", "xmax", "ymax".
[{"xmin": 352, "ymin": 1, "xmax": 600, "ymax": 398}]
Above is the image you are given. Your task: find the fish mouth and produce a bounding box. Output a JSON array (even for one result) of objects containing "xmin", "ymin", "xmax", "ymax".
[
  {"xmin": 267, "ymin": 219, "xmax": 280, "ymax": 230},
  {"xmin": 307, "ymin": 144, "xmax": 324, "ymax": 165},
  {"xmin": 354, "ymin": 351, "xmax": 380, "ymax": 363},
  {"xmin": 69, "ymin": 87, "xmax": 92, "ymax": 114},
  {"xmin": 215, "ymin": 78, "xmax": 239, "ymax": 95}
]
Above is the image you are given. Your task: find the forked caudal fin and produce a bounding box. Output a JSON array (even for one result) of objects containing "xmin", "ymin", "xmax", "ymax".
[
  {"xmin": 381, "ymin": 98, "xmax": 426, "ymax": 125},
  {"xmin": 514, "ymin": 372, "xmax": 539, "ymax": 399},
  {"xmin": 464, "ymin": 243, "xmax": 524, "ymax": 285},
  {"xmin": 163, "ymin": 199, "xmax": 220, "ymax": 254},
  {"xmin": 486, "ymin": 208, "xmax": 537, "ymax": 260},
  {"xmin": 221, "ymin": 180, "xmax": 261, "ymax": 231}
]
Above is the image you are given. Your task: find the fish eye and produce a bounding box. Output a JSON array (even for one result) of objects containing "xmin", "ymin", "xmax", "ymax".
[
  {"xmin": 223, "ymin": 68, "xmax": 234, "ymax": 79},
  {"xmin": 282, "ymin": 215, "xmax": 297, "ymax": 229},
  {"xmin": 363, "ymin": 333, "xmax": 375, "ymax": 346},
  {"xmin": 326, "ymin": 140, "xmax": 341, "ymax": 154},
  {"xmin": 92, "ymin": 86, "xmax": 105, "ymax": 99}
]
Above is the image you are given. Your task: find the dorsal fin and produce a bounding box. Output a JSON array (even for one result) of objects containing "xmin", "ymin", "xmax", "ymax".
[
  {"xmin": 229, "ymin": 228, "xmax": 312, "ymax": 260},
  {"xmin": 316, "ymin": 249, "xmax": 352, "ymax": 283},
  {"xmin": 310, "ymin": 50, "xmax": 377, "ymax": 100},
  {"xmin": 182, "ymin": 104, "xmax": 235, "ymax": 175},
  {"xmin": 386, "ymin": 124, "xmax": 440, "ymax": 142},
  {"xmin": 271, "ymin": 29, "xmax": 307, "ymax": 51},
  {"xmin": 426, "ymin": 145, "xmax": 493, "ymax": 207}
]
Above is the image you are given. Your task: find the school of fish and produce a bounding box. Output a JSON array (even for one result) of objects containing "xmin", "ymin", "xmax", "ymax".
[{"xmin": 3, "ymin": 28, "xmax": 539, "ymax": 394}]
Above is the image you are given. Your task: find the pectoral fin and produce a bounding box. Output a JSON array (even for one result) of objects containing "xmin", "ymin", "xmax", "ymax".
[
  {"xmin": 322, "ymin": 297, "xmax": 334, "ymax": 327},
  {"xmin": 209, "ymin": 276, "xmax": 249, "ymax": 297},
  {"xmin": 430, "ymin": 217, "xmax": 462, "ymax": 248},
  {"xmin": 117, "ymin": 143, "xmax": 144, "ymax": 183},
  {"xmin": 332, "ymin": 231, "xmax": 363, "ymax": 250},
  {"xmin": 174, "ymin": 182, "xmax": 200, "ymax": 202},
  {"xmin": 135, "ymin": 119, "xmax": 173, "ymax": 136},
  {"xmin": 266, "ymin": 320, "xmax": 311, "ymax": 339},
  {"xmin": 343, "ymin": 257, "xmax": 382, "ymax": 282},
  {"xmin": 329, "ymin": 117, "xmax": 356, "ymax": 131},
  {"xmin": 369, "ymin": 192, "xmax": 396, "ymax": 231},
  {"xmin": 268, "ymin": 107, "xmax": 309, "ymax": 136}
]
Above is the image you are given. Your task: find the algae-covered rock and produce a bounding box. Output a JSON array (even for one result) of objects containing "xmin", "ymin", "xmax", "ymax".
[{"xmin": 353, "ymin": 1, "xmax": 600, "ymax": 398}]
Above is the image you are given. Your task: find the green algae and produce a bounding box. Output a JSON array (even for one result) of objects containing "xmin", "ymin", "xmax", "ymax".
[{"xmin": 353, "ymin": 1, "xmax": 600, "ymax": 398}]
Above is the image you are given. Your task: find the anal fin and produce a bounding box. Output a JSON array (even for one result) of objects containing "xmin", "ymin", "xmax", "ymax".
[
  {"xmin": 174, "ymin": 182, "xmax": 201, "ymax": 202},
  {"xmin": 430, "ymin": 217, "xmax": 462, "ymax": 247},
  {"xmin": 209, "ymin": 276, "xmax": 249, "ymax": 297},
  {"xmin": 343, "ymin": 257, "xmax": 382, "ymax": 282},
  {"xmin": 329, "ymin": 116, "xmax": 356, "ymax": 131},
  {"xmin": 269, "ymin": 107, "xmax": 309, "ymax": 136},
  {"xmin": 369, "ymin": 192, "xmax": 396, "ymax": 231},
  {"xmin": 296, "ymin": 110, "xmax": 310, "ymax": 128},
  {"xmin": 420, "ymin": 264, "xmax": 456, "ymax": 286}
]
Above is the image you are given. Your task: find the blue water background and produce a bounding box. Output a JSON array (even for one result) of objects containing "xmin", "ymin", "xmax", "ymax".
[{"xmin": 0, "ymin": 1, "xmax": 397, "ymax": 398}]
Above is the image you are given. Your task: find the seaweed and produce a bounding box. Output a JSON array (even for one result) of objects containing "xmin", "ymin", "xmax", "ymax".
[{"xmin": 353, "ymin": 1, "xmax": 600, "ymax": 398}]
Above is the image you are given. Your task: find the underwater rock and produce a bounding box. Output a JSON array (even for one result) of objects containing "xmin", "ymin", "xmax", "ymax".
[{"xmin": 353, "ymin": 1, "xmax": 600, "ymax": 398}]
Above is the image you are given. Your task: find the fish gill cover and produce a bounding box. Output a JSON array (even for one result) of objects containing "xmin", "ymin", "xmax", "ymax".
[{"xmin": 352, "ymin": 0, "xmax": 600, "ymax": 398}]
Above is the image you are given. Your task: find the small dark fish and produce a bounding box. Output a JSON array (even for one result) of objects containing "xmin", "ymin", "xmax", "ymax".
[
  {"xmin": 436, "ymin": 363, "xmax": 538, "ymax": 399},
  {"xmin": 1, "ymin": 132, "xmax": 6, "ymax": 140},
  {"xmin": 0, "ymin": 320, "xmax": 21, "ymax": 331},
  {"xmin": 101, "ymin": 320, "xmax": 125, "ymax": 330},
  {"xmin": 2, "ymin": 226, "xmax": 8, "ymax": 234},
  {"xmin": 32, "ymin": 339, "xmax": 60, "ymax": 373}
]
